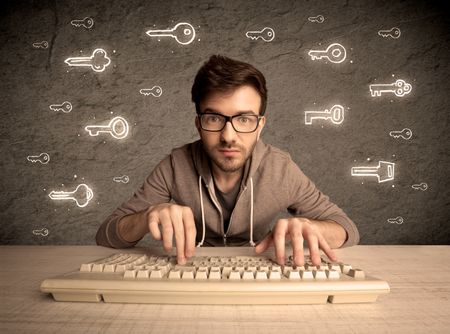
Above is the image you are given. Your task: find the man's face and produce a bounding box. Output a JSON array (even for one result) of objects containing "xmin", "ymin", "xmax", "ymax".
[{"xmin": 196, "ymin": 85, "xmax": 266, "ymax": 174}]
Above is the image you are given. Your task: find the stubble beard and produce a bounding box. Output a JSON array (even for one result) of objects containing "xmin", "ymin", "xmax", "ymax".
[{"xmin": 207, "ymin": 140, "xmax": 257, "ymax": 173}]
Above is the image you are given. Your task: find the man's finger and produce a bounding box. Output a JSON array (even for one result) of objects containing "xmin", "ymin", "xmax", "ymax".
[
  {"xmin": 148, "ymin": 211, "xmax": 162, "ymax": 240},
  {"xmin": 182, "ymin": 207, "xmax": 196, "ymax": 259},
  {"xmin": 318, "ymin": 234, "xmax": 337, "ymax": 262},
  {"xmin": 255, "ymin": 233, "xmax": 272, "ymax": 254},
  {"xmin": 159, "ymin": 210, "xmax": 174, "ymax": 253},
  {"xmin": 273, "ymin": 220, "xmax": 288, "ymax": 265},
  {"xmin": 305, "ymin": 233, "xmax": 321, "ymax": 265},
  {"xmin": 290, "ymin": 227, "xmax": 305, "ymax": 266},
  {"xmin": 171, "ymin": 209, "xmax": 186, "ymax": 264}
]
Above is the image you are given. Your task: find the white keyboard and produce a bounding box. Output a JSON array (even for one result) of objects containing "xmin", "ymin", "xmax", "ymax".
[{"xmin": 40, "ymin": 247, "xmax": 390, "ymax": 304}]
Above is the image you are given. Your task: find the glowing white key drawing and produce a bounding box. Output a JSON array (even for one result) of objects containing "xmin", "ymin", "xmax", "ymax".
[
  {"xmin": 387, "ymin": 216, "xmax": 403, "ymax": 225},
  {"xmin": 27, "ymin": 152, "xmax": 50, "ymax": 164},
  {"xmin": 33, "ymin": 41, "xmax": 48, "ymax": 49},
  {"xmin": 412, "ymin": 182, "xmax": 428, "ymax": 191},
  {"xmin": 389, "ymin": 128, "xmax": 412, "ymax": 140},
  {"xmin": 370, "ymin": 79, "xmax": 412, "ymax": 97},
  {"xmin": 113, "ymin": 175, "xmax": 130, "ymax": 183},
  {"xmin": 245, "ymin": 27, "xmax": 275, "ymax": 42},
  {"xmin": 351, "ymin": 161, "xmax": 395, "ymax": 183},
  {"xmin": 305, "ymin": 104, "xmax": 344, "ymax": 125},
  {"xmin": 85, "ymin": 116, "xmax": 129, "ymax": 139},
  {"xmin": 71, "ymin": 17, "xmax": 94, "ymax": 29},
  {"xmin": 308, "ymin": 15, "xmax": 324, "ymax": 23},
  {"xmin": 146, "ymin": 22, "xmax": 196, "ymax": 45},
  {"xmin": 140, "ymin": 86, "xmax": 162, "ymax": 97},
  {"xmin": 33, "ymin": 228, "xmax": 49, "ymax": 236},
  {"xmin": 64, "ymin": 48, "xmax": 111, "ymax": 72},
  {"xmin": 308, "ymin": 43, "xmax": 346, "ymax": 63},
  {"xmin": 378, "ymin": 27, "xmax": 401, "ymax": 39},
  {"xmin": 49, "ymin": 101, "xmax": 72, "ymax": 113},
  {"xmin": 48, "ymin": 183, "xmax": 93, "ymax": 208}
]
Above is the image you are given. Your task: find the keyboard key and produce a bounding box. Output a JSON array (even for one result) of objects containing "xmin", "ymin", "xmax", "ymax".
[
  {"xmin": 326, "ymin": 269, "xmax": 341, "ymax": 280},
  {"xmin": 288, "ymin": 270, "xmax": 301, "ymax": 280},
  {"xmin": 123, "ymin": 269, "xmax": 136, "ymax": 278},
  {"xmin": 268, "ymin": 270, "xmax": 281, "ymax": 280},
  {"xmin": 91, "ymin": 264, "xmax": 104, "ymax": 272},
  {"xmin": 181, "ymin": 270, "xmax": 195, "ymax": 280},
  {"xmin": 222, "ymin": 266, "xmax": 233, "ymax": 278},
  {"xmin": 195, "ymin": 269, "xmax": 208, "ymax": 280},
  {"xmin": 255, "ymin": 271, "xmax": 268, "ymax": 280},
  {"xmin": 229, "ymin": 270, "xmax": 241, "ymax": 280},
  {"xmin": 348, "ymin": 268, "xmax": 365, "ymax": 279},
  {"xmin": 209, "ymin": 269, "xmax": 221, "ymax": 280},
  {"xmin": 168, "ymin": 269, "xmax": 181, "ymax": 279},
  {"xmin": 340, "ymin": 263, "xmax": 352, "ymax": 274},
  {"xmin": 242, "ymin": 270, "xmax": 255, "ymax": 280},
  {"xmin": 80, "ymin": 263, "xmax": 93, "ymax": 272},
  {"xmin": 150, "ymin": 269, "xmax": 163, "ymax": 279},
  {"xmin": 301, "ymin": 270, "xmax": 314, "ymax": 280},
  {"xmin": 136, "ymin": 269, "xmax": 150, "ymax": 279},
  {"xmin": 313, "ymin": 270, "xmax": 327, "ymax": 280}
]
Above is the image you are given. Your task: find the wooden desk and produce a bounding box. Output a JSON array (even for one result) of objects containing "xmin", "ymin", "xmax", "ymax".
[{"xmin": 1, "ymin": 245, "xmax": 449, "ymax": 333}]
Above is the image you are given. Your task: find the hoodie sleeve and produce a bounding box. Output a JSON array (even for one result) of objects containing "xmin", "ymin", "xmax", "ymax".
[
  {"xmin": 95, "ymin": 155, "xmax": 174, "ymax": 248},
  {"xmin": 285, "ymin": 160, "xmax": 359, "ymax": 248}
]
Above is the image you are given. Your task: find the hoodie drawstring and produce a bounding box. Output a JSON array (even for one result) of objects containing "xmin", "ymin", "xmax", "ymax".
[
  {"xmin": 197, "ymin": 176, "xmax": 206, "ymax": 247},
  {"xmin": 249, "ymin": 177, "xmax": 255, "ymax": 246},
  {"xmin": 197, "ymin": 176, "xmax": 255, "ymax": 247}
]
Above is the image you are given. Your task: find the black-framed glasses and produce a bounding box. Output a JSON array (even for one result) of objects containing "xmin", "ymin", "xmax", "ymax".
[{"xmin": 197, "ymin": 112, "xmax": 263, "ymax": 133}]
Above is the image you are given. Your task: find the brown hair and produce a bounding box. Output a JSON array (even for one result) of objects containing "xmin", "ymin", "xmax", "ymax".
[{"xmin": 191, "ymin": 55, "xmax": 268, "ymax": 115}]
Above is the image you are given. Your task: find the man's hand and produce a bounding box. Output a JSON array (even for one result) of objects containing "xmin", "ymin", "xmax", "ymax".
[
  {"xmin": 147, "ymin": 203, "xmax": 196, "ymax": 265},
  {"xmin": 254, "ymin": 217, "xmax": 339, "ymax": 266}
]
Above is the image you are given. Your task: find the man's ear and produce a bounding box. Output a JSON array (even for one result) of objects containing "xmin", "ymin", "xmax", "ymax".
[
  {"xmin": 195, "ymin": 115, "xmax": 202, "ymax": 134},
  {"xmin": 256, "ymin": 116, "xmax": 266, "ymax": 141}
]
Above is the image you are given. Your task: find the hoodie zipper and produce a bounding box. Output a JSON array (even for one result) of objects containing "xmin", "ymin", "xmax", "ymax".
[
  {"xmin": 204, "ymin": 183, "xmax": 227, "ymax": 245},
  {"xmin": 225, "ymin": 185, "xmax": 248, "ymax": 241}
]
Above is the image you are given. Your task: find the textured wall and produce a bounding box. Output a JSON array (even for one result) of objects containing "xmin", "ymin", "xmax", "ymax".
[{"xmin": 1, "ymin": 0, "xmax": 449, "ymax": 246}]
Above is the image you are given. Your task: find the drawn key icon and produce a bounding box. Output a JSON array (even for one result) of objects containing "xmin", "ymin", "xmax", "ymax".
[
  {"xmin": 146, "ymin": 22, "xmax": 196, "ymax": 45},
  {"xmin": 305, "ymin": 104, "xmax": 345, "ymax": 125},
  {"xmin": 370, "ymin": 79, "xmax": 412, "ymax": 97},
  {"xmin": 71, "ymin": 17, "xmax": 94, "ymax": 29},
  {"xmin": 308, "ymin": 43, "xmax": 347, "ymax": 64},
  {"xmin": 245, "ymin": 27, "xmax": 275, "ymax": 42},
  {"xmin": 65, "ymin": 48, "xmax": 111, "ymax": 72},
  {"xmin": 48, "ymin": 184, "xmax": 93, "ymax": 208},
  {"xmin": 85, "ymin": 116, "xmax": 129, "ymax": 139},
  {"xmin": 351, "ymin": 161, "xmax": 395, "ymax": 183}
]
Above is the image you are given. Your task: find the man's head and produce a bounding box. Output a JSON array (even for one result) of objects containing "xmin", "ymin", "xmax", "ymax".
[{"xmin": 191, "ymin": 55, "xmax": 267, "ymax": 174}]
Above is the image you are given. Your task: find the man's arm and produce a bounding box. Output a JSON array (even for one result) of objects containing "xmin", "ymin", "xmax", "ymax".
[
  {"xmin": 96, "ymin": 155, "xmax": 174, "ymax": 248},
  {"xmin": 255, "ymin": 157, "xmax": 358, "ymax": 266},
  {"xmin": 117, "ymin": 203, "xmax": 197, "ymax": 265},
  {"xmin": 310, "ymin": 219, "xmax": 347, "ymax": 249},
  {"xmin": 117, "ymin": 210, "xmax": 150, "ymax": 243}
]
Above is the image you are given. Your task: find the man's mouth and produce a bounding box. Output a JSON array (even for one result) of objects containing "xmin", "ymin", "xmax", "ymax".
[{"xmin": 218, "ymin": 148, "xmax": 240, "ymax": 157}]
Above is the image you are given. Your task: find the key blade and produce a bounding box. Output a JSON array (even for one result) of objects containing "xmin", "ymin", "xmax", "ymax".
[
  {"xmin": 48, "ymin": 191, "xmax": 71, "ymax": 199},
  {"xmin": 85, "ymin": 126, "xmax": 101, "ymax": 136},
  {"xmin": 245, "ymin": 31, "xmax": 262, "ymax": 40},
  {"xmin": 65, "ymin": 57, "xmax": 93, "ymax": 66}
]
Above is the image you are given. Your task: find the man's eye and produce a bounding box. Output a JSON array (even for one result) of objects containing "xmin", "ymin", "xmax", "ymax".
[
  {"xmin": 207, "ymin": 116, "xmax": 220, "ymax": 122},
  {"xmin": 237, "ymin": 116, "xmax": 251, "ymax": 123}
]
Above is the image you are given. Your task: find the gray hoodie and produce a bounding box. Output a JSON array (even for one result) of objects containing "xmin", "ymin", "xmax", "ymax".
[{"xmin": 96, "ymin": 140, "xmax": 359, "ymax": 248}]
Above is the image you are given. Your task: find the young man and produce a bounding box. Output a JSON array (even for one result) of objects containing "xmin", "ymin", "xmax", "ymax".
[{"xmin": 96, "ymin": 55, "xmax": 359, "ymax": 266}]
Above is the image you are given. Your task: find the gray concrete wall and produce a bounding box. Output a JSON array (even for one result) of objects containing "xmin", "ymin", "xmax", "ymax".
[{"xmin": 1, "ymin": 0, "xmax": 449, "ymax": 245}]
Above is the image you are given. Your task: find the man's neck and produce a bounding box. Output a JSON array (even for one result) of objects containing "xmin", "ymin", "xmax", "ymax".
[{"xmin": 211, "ymin": 166, "xmax": 243, "ymax": 194}]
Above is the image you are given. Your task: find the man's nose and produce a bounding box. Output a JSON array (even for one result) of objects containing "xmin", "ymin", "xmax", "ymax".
[{"xmin": 220, "ymin": 121, "xmax": 238, "ymax": 142}]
